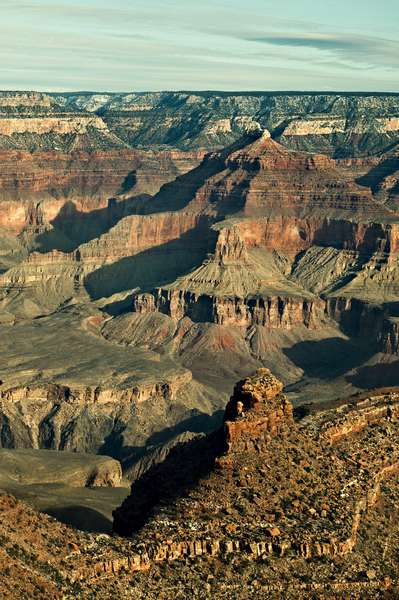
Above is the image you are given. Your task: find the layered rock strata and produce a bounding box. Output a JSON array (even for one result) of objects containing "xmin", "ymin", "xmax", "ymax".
[
  {"xmin": 114, "ymin": 133, "xmax": 399, "ymax": 349},
  {"xmin": 2, "ymin": 129, "xmax": 399, "ymax": 325},
  {"xmin": 0, "ymin": 373, "xmax": 193, "ymax": 455}
]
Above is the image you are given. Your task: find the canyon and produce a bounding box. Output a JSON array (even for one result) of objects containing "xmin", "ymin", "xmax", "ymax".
[
  {"xmin": 0, "ymin": 90, "xmax": 399, "ymax": 596},
  {"xmin": 1, "ymin": 91, "xmax": 399, "ymax": 471}
]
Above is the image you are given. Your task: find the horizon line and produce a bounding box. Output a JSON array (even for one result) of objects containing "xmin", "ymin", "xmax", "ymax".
[{"xmin": 1, "ymin": 89, "xmax": 399, "ymax": 96}]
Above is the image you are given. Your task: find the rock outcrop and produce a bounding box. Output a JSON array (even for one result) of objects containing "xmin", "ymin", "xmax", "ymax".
[
  {"xmin": 223, "ymin": 368, "xmax": 291, "ymax": 450},
  {"xmin": 154, "ymin": 288, "xmax": 323, "ymax": 329},
  {"xmin": 113, "ymin": 369, "xmax": 399, "ymax": 575}
]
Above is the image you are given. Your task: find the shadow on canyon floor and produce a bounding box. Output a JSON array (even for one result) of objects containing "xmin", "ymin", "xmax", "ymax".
[
  {"xmin": 346, "ymin": 360, "xmax": 399, "ymax": 389},
  {"xmin": 1, "ymin": 482, "xmax": 130, "ymax": 534},
  {"xmin": 357, "ymin": 154, "xmax": 399, "ymax": 192},
  {"xmin": 146, "ymin": 409, "xmax": 224, "ymax": 447},
  {"xmin": 44, "ymin": 505, "xmax": 113, "ymax": 534},
  {"xmin": 283, "ymin": 336, "xmax": 377, "ymax": 380},
  {"xmin": 385, "ymin": 301, "xmax": 399, "ymax": 317},
  {"xmin": 84, "ymin": 226, "xmax": 217, "ymax": 300},
  {"xmin": 101, "ymin": 294, "xmax": 136, "ymax": 316}
]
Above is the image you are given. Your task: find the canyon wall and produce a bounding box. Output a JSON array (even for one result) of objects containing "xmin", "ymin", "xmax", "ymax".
[
  {"xmin": 48, "ymin": 90, "xmax": 399, "ymax": 156},
  {"xmin": 0, "ymin": 149, "xmax": 203, "ymax": 235},
  {"xmin": 0, "ymin": 374, "xmax": 195, "ymax": 460}
]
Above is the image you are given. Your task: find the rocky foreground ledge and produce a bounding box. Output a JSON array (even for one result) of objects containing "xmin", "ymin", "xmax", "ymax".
[
  {"xmin": 1, "ymin": 369, "xmax": 399, "ymax": 598},
  {"xmin": 110, "ymin": 369, "xmax": 399, "ymax": 571}
]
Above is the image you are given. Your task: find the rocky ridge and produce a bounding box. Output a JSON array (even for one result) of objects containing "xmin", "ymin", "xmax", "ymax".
[
  {"xmin": 5, "ymin": 90, "xmax": 399, "ymax": 156},
  {"xmin": 113, "ymin": 369, "xmax": 399, "ymax": 568}
]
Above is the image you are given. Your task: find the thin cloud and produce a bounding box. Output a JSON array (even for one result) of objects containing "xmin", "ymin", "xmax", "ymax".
[
  {"xmin": 244, "ymin": 33, "xmax": 399, "ymax": 68},
  {"xmin": 249, "ymin": 34, "xmax": 366, "ymax": 51}
]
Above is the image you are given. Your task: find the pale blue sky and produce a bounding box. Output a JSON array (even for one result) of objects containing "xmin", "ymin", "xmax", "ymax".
[{"xmin": 1, "ymin": 0, "xmax": 398, "ymax": 92}]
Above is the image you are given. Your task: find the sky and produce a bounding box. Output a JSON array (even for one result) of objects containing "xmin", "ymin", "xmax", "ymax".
[{"xmin": 1, "ymin": 0, "xmax": 398, "ymax": 93}]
